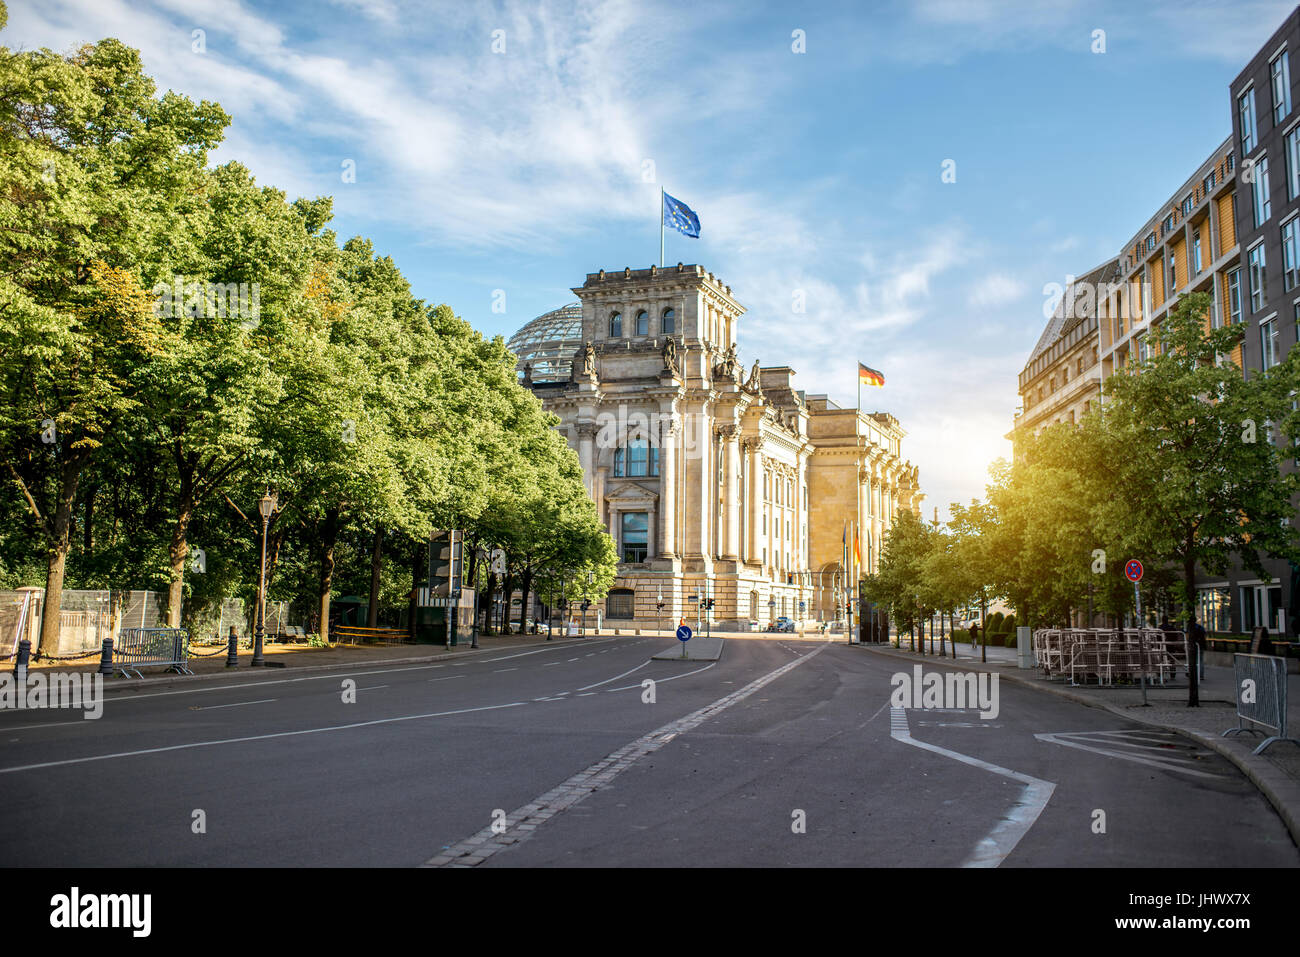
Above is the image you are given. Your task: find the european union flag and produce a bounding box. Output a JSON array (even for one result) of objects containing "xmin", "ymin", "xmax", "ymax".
[{"xmin": 662, "ymin": 191, "xmax": 700, "ymax": 238}]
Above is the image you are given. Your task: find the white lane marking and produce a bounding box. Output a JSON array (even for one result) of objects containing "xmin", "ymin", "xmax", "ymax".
[
  {"xmin": 197, "ymin": 698, "xmax": 278, "ymax": 710},
  {"xmin": 0, "ymin": 702, "xmax": 527, "ymax": 775},
  {"xmin": 0, "ymin": 719, "xmax": 98, "ymax": 731},
  {"xmin": 1034, "ymin": 731, "xmax": 1224, "ymax": 779},
  {"xmin": 577, "ymin": 692, "xmax": 596, "ymax": 697},
  {"xmin": 604, "ymin": 663, "xmax": 716, "ymax": 692},
  {"xmin": 91, "ymin": 662, "xmax": 460, "ymax": 704},
  {"xmin": 356, "ymin": 686, "xmax": 388, "ymax": 692},
  {"xmin": 891, "ymin": 708, "xmax": 1055, "ymax": 869},
  {"xmin": 567, "ymin": 658, "xmax": 580, "ymax": 662},
  {"xmin": 576, "ymin": 660, "xmax": 649, "ymax": 691},
  {"xmin": 482, "ymin": 641, "xmax": 603, "ymax": 663},
  {"xmin": 428, "ymin": 676, "xmax": 465, "ymax": 683},
  {"xmin": 493, "ymin": 668, "xmax": 518, "ymax": 673},
  {"xmin": 543, "ymin": 662, "xmax": 561, "ymax": 667},
  {"xmin": 424, "ymin": 642, "xmax": 830, "ymax": 867}
]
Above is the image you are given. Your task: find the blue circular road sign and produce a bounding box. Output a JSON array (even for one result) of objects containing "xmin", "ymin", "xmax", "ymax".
[
  {"xmin": 676, "ymin": 625, "xmax": 692, "ymax": 642},
  {"xmin": 1125, "ymin": 559, "xmax": 1144, "ymax": 583}
]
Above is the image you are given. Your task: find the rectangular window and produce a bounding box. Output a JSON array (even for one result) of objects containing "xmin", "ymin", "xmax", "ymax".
[
  {"xmin": 620, "ymin": 511, "xmax": 648, "ymax": 563},
  {"xmin": 1181, "ymin": 193, "xmax": 1194, "ymax": 216},
  {"xmin": 1284, "ymin": 218, "xmax": 1300, "ymax": 291},
  {"xmin": 1240, "ymin": 87, "xmax": 1257, "ymax": 154},
  {"xmin": 613, "ymin": 447, "xmax": 624, "ymax": 477},
  {"xmin": 1137, "ymin": 334, "xmax": 1150, "ymax": 363},
  {"xmin": 1253, "ymin": 154, "xmax": 1271, "ymax": 227},
  {"xmin": 1167, "ymin": 255, "xmax": 1177, "ymax": 295},
  {"xmin": 1204, "ymin": 169, "xmax": 1217, "ymax": 193},
  {"xmin": 1273, "ymin": 51, "xmax": 1292, "ymax": 124},
  {"xmin": 1145, "ymin": 232, "xmax": 1156, "ymax": 252},
  {"xmin": 1288, "ymin": 127, "xmax": 1300, "ymax": 200},
  {"xmin": 1227, "ymin": 268, "xmax": 1243, "ymax": 324},
  {"xmin": 1262, "ymin": 317, "xmax": 1280, "ymax": 368},
  {"xmin": 1249, "ymin": 245, "xmax": 1267, "ymax": 312},
  {"xmin": 1193, "ymin": 233, "xmax": 1203, "ymax": 274}
]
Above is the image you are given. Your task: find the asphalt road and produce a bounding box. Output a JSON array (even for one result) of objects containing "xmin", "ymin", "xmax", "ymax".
[{"xmin": 0, "ymin": 635, "xmax": 1294, "ymax": 867}]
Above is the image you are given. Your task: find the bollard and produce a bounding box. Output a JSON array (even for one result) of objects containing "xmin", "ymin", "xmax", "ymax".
[
  {"xmin": 98, "ymin": 637, "xmax": 114, "ymax": 677},
  {"xmin": 225, "ymin": 626, "xmax": 239, "ymax": 668},
  {"xmin": 13, "ymin": 638, "xmax": 30, "ymax": 678}
]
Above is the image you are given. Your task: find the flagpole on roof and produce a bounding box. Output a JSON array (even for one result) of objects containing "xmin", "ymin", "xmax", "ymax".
[{"xmin": 660, "ymin": 187, "xmax": 665, "ymax": 268}]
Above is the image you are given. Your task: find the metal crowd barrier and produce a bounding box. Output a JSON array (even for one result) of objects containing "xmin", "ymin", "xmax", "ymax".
[
  {"xmin": 1224, "ymin": 653, "xmax": 1299, "ymax": 755},
  {"xmin": 1033, "ymin": 627, "xmax": 1186, "ymax": 686},
  {"xmin": 114, "ymin": 628, "xmax": 193, "ymax": 678}
]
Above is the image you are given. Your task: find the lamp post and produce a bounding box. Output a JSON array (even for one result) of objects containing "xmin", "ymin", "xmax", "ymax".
[{"xmin": 251, "ymin": 488, "xmax": 277, "ymax": 667}]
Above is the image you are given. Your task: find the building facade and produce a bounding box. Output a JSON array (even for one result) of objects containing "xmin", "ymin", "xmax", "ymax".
[
  {"xmin": 510, "ymin": 264, "xmax": 923, "ymax": 632},
  {"xmin": 1227, "ymin": 9, "xmax": 1300, "ymax": 635},
  {"xmin": 1013, "ymin": 5, "xmax": 1300, "ymax": 635}
]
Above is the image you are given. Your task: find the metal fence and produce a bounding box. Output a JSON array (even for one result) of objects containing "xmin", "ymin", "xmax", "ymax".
[
  {"xmin": 1033, "ymin": 628, "xmax": 1188, "ymax": 686},
  {"xmin": 1224, "ymin": 653, "xmax": 1299, "ymax": 755},
  {"xmin": 0, "ymin": 591, "xmax": 37, "ymax": 660},
  {"xmin": 113, "ymin": 628, "xmax": 193, "ymax": 679}
]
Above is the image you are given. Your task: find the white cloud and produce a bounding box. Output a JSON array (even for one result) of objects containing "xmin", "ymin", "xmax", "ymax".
[{"xmin": 969, "ymin": 272, "xmax": 1026, "ymax": 307}]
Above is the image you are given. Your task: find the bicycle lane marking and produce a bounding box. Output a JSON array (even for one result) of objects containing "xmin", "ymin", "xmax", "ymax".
[{"xmin": 890, "ymin": 707, "xmax": 1056, "ymax": 868}]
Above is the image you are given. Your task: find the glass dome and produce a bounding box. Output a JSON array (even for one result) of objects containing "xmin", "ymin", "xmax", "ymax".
[{"xmin": 508, "ymin": 303, "xmax": 583, "ymax": 382}]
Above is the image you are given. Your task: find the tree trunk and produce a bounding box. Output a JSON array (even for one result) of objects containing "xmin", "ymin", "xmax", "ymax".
[
  {"xmin": 317, "ymin": 507, "xmax": 340, "ymax": 643},
  {"xmin": 166, "ymin": 504, "xmax": 193, "ymax": 628},
  {"xmin": 34, "ymin": 449, "xmax": 89, "ymax": 656},
  {"xmin": 500, "ymin": 573, "xmax": 515, "ymax": 634},
  {"xmin": 481, "ymin": 567, "xmax": 497, "ymax": 636},
  {"xmin": 367, "ymin": 525, "xmax": 383, "ymax": 627},
  {"xmin": 1185, "ymin": 548, "xmax": 1200, "ymax": 707},
  {"xmin": 518, "ymin": 569, "xmax": 533, "ymax": 633},
  {"xmin": 407, "ymin": 540, "xmax": 425, "ymax": 640}
]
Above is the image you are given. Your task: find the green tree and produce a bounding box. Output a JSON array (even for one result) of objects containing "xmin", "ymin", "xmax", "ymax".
[{"xmin": 1100, "ymin": 291, "xmax": 1300, "ymax": 705}]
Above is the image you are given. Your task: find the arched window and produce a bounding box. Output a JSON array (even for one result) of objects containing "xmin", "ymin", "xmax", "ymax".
[
  {"xmin": 607, "ymin": 588, "xmax": 635, "ymax": 619},
  {"xmin": 635, "ymin": 310, "xmax": 649, "ymax": 336},
  {"xmin": 662, "ymin": 307, "xmax": 675, "ymax": 334},
  {"xmin": 609, "ymin": 312, "xmax": 622, "ymax": 337}
]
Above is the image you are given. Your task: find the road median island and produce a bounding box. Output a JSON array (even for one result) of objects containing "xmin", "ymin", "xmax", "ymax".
[{"xmin": 858, "ymin": 641, "xmax": 1300, "ymax": 849}]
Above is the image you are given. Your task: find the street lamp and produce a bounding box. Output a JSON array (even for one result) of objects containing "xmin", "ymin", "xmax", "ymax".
[{"xmin": 251, "ymin": 488, "xmax": 277, "ymax": 667}]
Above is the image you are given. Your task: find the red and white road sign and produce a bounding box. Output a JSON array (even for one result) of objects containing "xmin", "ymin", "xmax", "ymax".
[{"xmin": 1124, "ymin": 559, "xmax": 1144, "ymax": 583}]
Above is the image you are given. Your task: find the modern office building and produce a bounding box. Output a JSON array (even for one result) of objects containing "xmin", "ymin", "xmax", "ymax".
[
  {"xmin": 509, "ymin": 264, "xmax": 924, "ymax": 631},
  {"xmin": 1014, "ymin": 6, "xmax": 1300, "ymax": 635}
]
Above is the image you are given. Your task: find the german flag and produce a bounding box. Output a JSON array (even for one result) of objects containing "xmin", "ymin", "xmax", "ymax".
[{"xmin": 858, "ymin": 362, "xmax": 885, "ymax": 387}]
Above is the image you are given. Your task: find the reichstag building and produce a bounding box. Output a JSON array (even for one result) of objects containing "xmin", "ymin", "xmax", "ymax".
[{"xmin": 508, "ymin": 264, "xmax": 924, "ymax": 631}]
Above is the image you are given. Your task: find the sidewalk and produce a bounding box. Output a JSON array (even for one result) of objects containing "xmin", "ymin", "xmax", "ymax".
[{"xmin": 864, "ymin": 637, "xmax": 1300, "ymax": 846}]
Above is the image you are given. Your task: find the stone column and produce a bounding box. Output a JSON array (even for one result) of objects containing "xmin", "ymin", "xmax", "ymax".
[
  {"xmin": 722, "ymin": 426, "xmax": 741, "ymax": 559},
  {"xmin": 577, "ymin": 424, "xmax": 595, "ymax": 497},
  {"xmin": 746, "ymin": 438, "xmax": 763, "ymax": 564},
  {"xmin": 659, "ymin": 418, "xmax": 676, "ymax": 558}
]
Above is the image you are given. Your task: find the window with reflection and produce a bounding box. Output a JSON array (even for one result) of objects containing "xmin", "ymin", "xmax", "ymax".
[
  {"xmin": 635, "ymin": 310, "xmax": 648, "ymax": 336},
  {"xmin": 662, "ymin": 307, "xmax": 675, "ymax": 334},
  {"xmin": 621, "ymin": 512, "xmax": 648, "ymax": 563},
  {"xmin": 609, "ymin": 312, "xmax": 622, "ymax": 337}
]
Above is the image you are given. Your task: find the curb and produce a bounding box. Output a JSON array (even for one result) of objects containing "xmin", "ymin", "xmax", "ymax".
[
  {"xmin": 858, "ymin": 642, "xmax": 1300, "ymax": 849},
  {"xmin": 94, "ymin": 634, "xmax": 614, "ymax": 697}
]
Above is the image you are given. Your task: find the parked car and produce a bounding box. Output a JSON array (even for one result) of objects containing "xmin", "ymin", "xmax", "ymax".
[{"xmin": 766, "ymin": 617, "xmax": 795, "ymax": 633}]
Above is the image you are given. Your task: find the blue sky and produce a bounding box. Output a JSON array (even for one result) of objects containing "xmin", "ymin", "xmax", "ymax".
[{"xmin": 6, "ymin": 0, "xmax": 1295, "ymax": 517}]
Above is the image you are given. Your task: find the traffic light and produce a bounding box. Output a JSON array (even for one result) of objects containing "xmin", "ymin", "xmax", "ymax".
[
  {"xmin": 706, "ymin": 598, "xmax": 715, "ymax": 610},
  {"xmin": 428, "ymin": 529, "xmax": 462, "ymax": 598}
]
